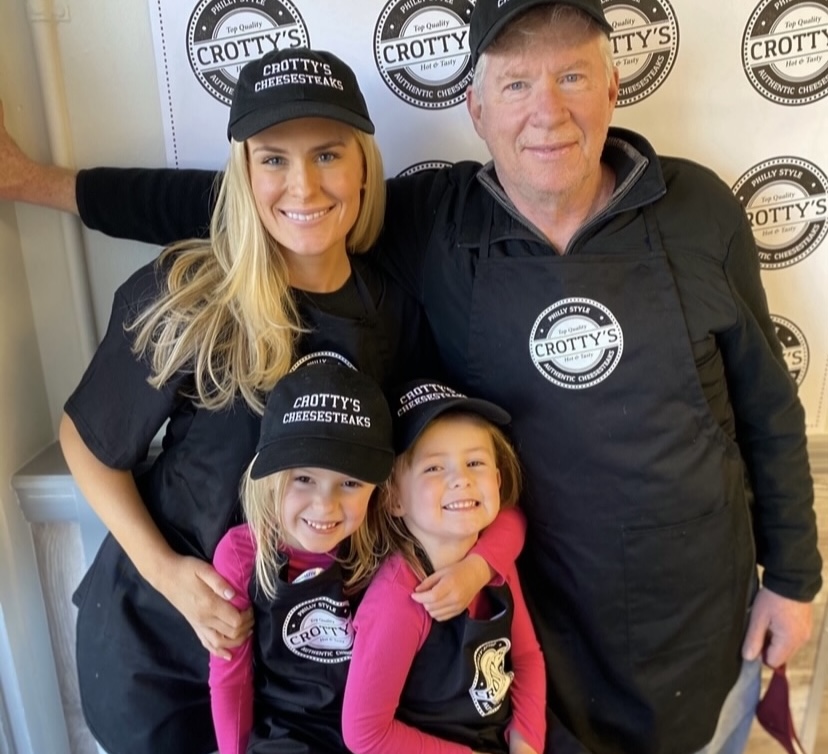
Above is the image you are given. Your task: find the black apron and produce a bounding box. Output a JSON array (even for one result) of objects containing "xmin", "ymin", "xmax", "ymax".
[
  {"xmin": 463, "ymin": 204, "xmax": 755, "ymax": 754},
  {"xmin": 73, "ymin": 265, "xmax": 396, "ymax": 754},
  {"xmin": 398, "ymin": 585, "xmax": 515, "ymax": 753},
  {"xmin": 247, "ymin": 561, "xmax": 353, "ymax": 754}
]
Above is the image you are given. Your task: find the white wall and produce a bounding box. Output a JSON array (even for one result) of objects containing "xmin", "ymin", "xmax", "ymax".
[{"xmin": 0, "ymin": 1, "xmax": 74, "ymax": 749}]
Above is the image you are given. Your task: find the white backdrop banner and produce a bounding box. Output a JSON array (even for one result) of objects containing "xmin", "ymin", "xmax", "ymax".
[{"xmin": 147, "ymin": 0, "xmax": 828, "ymax": 432}]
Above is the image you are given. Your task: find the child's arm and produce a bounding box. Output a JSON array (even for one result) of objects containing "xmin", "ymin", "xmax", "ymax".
[
  {"xmin": 342, "ymin": 560, "xmax": 475, "ymax": 754},
  {"xmin": 504, "ymin": 564, "xmax": 546, "ymax": 754},
  {"xmin": 209, "ymin": 527, "xmax": 256, "ymax": 754},
  {"xmin": 413, "ymin": 507, "xmax": 527, "ymax": 620}
]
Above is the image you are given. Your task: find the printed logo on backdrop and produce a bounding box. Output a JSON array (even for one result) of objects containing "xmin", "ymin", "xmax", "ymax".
[
  {"xmin": 602, "ymin": 0, "xmax": 679, "ymax": 107},
  {"xmin": 771, "ymin": 315, "xmax": 810, "ymax": 386},
  {"xmin": 732, "ymin": 157, "xmax": 828, "ymax": 269},
  {"xmin": 374, "ymin": 0, "xmax": 474, "ymax": 109},
  {"xmin": 742, "ymin": 0, "xmax": 828, "ymax": 106},
  {"xmin": 396, "ymin": 159, "xmax": 453, "ymax": 177},
  {"xmin": 529, "ymin": 298, "xmax": 624, "ymax": 390},
  {"xmin": 283, "ymin": 596, "xmax": 353, "ymax": 663},
  {"xmin": 187, "ymin": 0, "xmax": 309, "ymax": 105}
]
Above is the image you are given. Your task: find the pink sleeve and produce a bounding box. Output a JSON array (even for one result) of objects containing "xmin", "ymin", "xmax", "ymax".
[
  {"xmin": 341, "ymin": 559, "xmax": 473, "ymax": 754},
  {"xmin": 209, "ymin": 526, "xmax": 256, "ymax": 754},
  {"xmin": 504, "ymin": 564, "xmax": 547, "ymax": 753},
  {"xmin": 471, "ymin": 507, "xmax": 527, "ymax": 583}
]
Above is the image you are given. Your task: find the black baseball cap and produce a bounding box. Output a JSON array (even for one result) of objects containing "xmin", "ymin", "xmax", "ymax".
[
  {"xmin": 470, "ymin": 0, "xmax": 613, "ymax": 64},
  {"xmin": 251, "ymin": 360, "xmax": 393, "ymax": 484},
  {"xmin": 228, "ymin": 47, "xmax": 375, "ymax": 141},
  {"xmin": 389, "ymin": 379, "xmax": 511, "ymax": 454}
]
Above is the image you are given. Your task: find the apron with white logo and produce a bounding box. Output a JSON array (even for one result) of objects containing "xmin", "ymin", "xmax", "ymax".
[
  {"xmin": 398, "ymin": 584, "xmax": 514, "ymax": 753},
  {"xmin": 248, "ymin": 561, "xmax": 354, "ymax": 753},
  {"xmin": 463, "ymin": 204, "xmax": 755, "ymax": 754}
]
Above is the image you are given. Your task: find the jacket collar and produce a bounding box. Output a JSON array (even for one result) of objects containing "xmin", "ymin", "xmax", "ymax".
[{"xmin": 458, "ymin": 127, "xmax": 666, "ymax": 247}]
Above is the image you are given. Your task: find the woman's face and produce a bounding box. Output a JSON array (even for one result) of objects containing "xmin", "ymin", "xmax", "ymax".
[{"xmin": 246, "ymin": 117, "xmax": 365, "ymax": 276}]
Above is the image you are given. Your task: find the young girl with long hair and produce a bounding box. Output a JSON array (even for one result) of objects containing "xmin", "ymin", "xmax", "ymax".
[
  {"xmin": 209, "ymin": 358, "xmax": 394, "ymax": 754},
  {"xmin": 342, "ymin": 379, "xmax": 546, "ymax": 754}
]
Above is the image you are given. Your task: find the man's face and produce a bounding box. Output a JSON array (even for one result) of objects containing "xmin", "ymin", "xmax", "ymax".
[{"xmin": 467, "ymin": 29, "xmax": 619, "ymax": 215}]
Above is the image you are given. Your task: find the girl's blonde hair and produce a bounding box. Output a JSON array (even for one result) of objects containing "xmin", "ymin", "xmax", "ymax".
[
  {"xmin": 378, "ymin": 413, "xmax": 523, "ymax": 581},
  {"xmin": 127, "ymin": 128, "xmax": 386, "ymax": 415},
  {"xmin": 241, "ymin": 464, "xmax": 390, "ymax": 599}
]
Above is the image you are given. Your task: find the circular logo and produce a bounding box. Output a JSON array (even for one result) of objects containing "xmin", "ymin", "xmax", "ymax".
[
  {"xmin": 529, "ymin": 298, "xmax": 624, "ymax": 389},
  {"xmin": 771, "ymin": 315, "xmax": 810, "ymax": 385},
  {"xmin": 742, "ymin": 0, "xmax": 828, "ymax": 106},
  {"xmin": 187, "ymin": 0, "xmax": 309, "ymax": 105},
  {"xmin": 396, "ymin": 159, "xmax": 453, "ymax": 177},
  {"xmin": 603, "ymin": 0, "xmax": 680, "ymax": 107},
  {"xmin": 283, "ymin": 597, "xmax": 353, "ymax": 663},
  {"xmin": 732, "ymin": 157, "xmax": 828, "ymax": 269},
  {"xmin": 374, "ymin": 0, "xmax": 474, "ymax": 109}
]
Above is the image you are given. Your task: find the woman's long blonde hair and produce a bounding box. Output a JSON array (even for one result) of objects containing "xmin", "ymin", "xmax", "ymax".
[
  {"xmin": 378, "ymin": 413, "xmax": 523, "ymax": 581},
  {"xmin": 127, "ymin": 128, "xmax": 386, "ymax": 414},
  {"xmin": 241, "ymin": 464, "xmax": 388, "ymax": 598}
]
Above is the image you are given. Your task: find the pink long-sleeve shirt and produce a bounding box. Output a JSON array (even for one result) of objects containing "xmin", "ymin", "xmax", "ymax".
[{"xmin": 341, "ymin": 554, "xmax": 546, "ymax": 753}]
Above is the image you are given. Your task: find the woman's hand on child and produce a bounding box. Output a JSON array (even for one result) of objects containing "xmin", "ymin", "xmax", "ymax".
[
  {"xmin": 411, "ymin": 553, "xmax": 492, "ymax": 621},
  {"xmin": 155, "ymin": 554, "xmax": 254, "ymax": 658}
]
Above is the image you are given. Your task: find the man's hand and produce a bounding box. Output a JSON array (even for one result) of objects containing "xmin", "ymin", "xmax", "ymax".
[
  {"xmin": 411, "ymin": 553, "xmax": 492, "ymax": 621},
  {"xmin": 154, "ymin": 554, "xmax": 254, "ymax": 659},
  {"xmin": 742, "ymin": 586, "xmax": 813, "ymax": 668},
  {"xmin": 0, "ymin": 100, "xmax": 79, "ymax": 211}
]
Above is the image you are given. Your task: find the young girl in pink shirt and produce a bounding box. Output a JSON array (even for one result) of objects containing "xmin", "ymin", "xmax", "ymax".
[{"xmin": 342, "ymin": 379, "xmax": 547, "ymax": 754}]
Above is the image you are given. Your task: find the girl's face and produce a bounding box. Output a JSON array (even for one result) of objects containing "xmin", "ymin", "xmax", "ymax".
[
  {"xmin": 393, "ymin": 416, "xmax": 501, "ymax": 564},
  {"xmin": 279, "ymin": 467, "xmax": 376, "ymax": 553},
  {"xmin": 246, "ymin": 117, "xmax": 365, "ymax": 285}
]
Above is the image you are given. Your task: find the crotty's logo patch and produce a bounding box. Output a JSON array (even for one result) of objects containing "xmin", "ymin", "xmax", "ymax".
[
  {"xmin": 604, "ymin": 0, "xmax": 680, "ymax": 107},
  {"xmin": 529, "ymin": 298, "xmax": 624, "ymax": 389},
  {"xmin": 187, "ymin": 0, "xmax": 309, "ymax": 105},
  {"xmin": 732, "ymin": 156, "xmax": 828, "ymax": 269},
  {"xmin": 771, "ymin": 315, "xmax": 810, "ymax": 386},
  {"xmin": 373, "ymin": 0, "xmax": 474, "ymax": 109},
  {"xmin": 283, "ymin": 596, "xmax": 353, "ymax": 663},
  {"xmin": 742, "ymin": 0, "xmax": 828, "ymax": 106},
  {"xmin": 469, "ymin": 637, "xmax": 513, "ymax": 716}
]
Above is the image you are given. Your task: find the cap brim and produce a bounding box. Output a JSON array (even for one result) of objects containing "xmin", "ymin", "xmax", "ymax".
[
  {"xmin": 229, "ymin": 101, "xmax": 375, "ymax": 141},
  {"xmin": 250, "ymin": 436, "xmax": 393, "ymax": 484},
  {"xmin": 395, "ymin": 397, "xmax": 511, "ymax": 453}
]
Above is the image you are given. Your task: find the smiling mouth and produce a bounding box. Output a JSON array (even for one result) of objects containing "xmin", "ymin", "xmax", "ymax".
[
  {"xmin": 281, "ymin": 208, "xmax": 331, "ymax": 222},
  {"xmin": 443, "ymin": 500, "xmax": 480, "ymax": 511},
  {"xmin": 303, "ymin": 519, "xmax": 340, "ymax": 532}
]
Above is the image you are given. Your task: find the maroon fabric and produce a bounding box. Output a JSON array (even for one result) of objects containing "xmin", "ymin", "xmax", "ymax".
[{"xmin": 755, "ymin": 665, "xmax": 806, "ymax": 754}]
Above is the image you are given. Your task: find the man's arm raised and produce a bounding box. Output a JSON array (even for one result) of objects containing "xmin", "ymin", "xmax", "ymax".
[{"xmin": 0, "ymin": 101, "xmax": 78, "ymax": 214}]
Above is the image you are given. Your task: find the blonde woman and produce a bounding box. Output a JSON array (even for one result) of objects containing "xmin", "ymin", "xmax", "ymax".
[{"xmin": 58, "ymin": 49, "xmax": 436, "ymax": 754}]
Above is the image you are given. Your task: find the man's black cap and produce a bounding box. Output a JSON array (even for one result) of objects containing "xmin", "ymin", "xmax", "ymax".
[{"xmin": 470, "ymin": 0, "xmax": 613, "ymax": 65}]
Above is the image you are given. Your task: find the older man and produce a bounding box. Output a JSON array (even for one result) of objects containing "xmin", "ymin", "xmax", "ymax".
[{"xmin": 1, "ymin": 2, "xmax": 821, "ymax": 753}]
